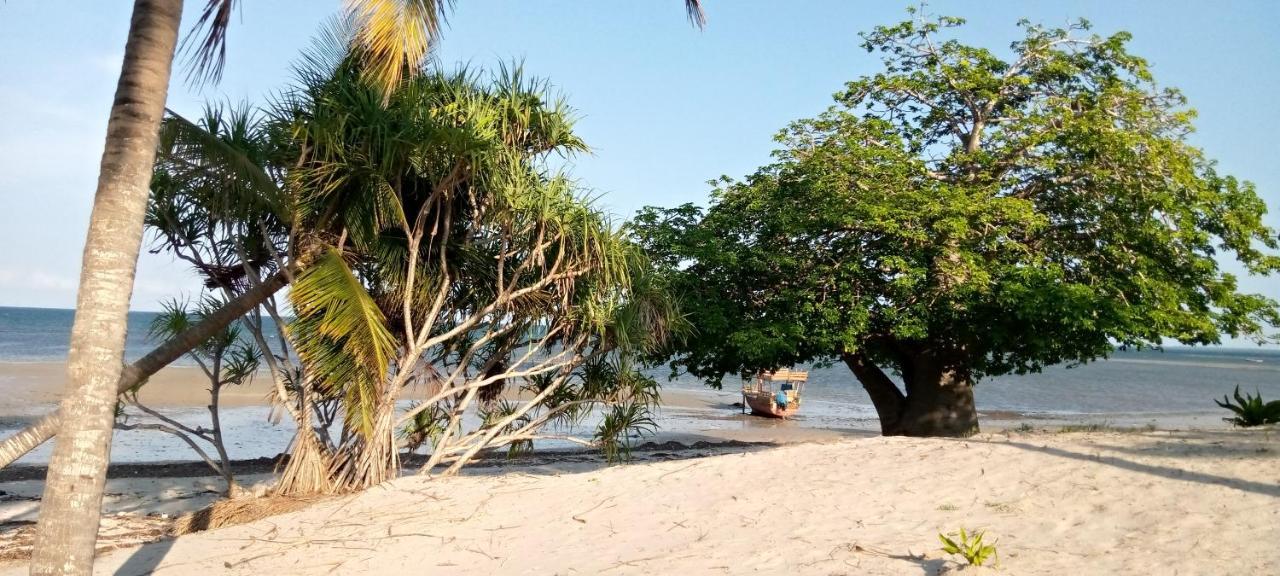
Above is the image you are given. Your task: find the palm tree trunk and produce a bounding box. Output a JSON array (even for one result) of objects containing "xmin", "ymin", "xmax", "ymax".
[
  {"xmin": 30, "ymin": 2, "xmax": 183, "ymax": 573},
  {"xmin": 0, "ymin": 270, "xmax": 289, "ymax": 470}
]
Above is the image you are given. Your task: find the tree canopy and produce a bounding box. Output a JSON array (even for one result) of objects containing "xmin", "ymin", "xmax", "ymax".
[{"xmin": 634, "ymin": 11, "xmax": 1280, "ymax": 435}]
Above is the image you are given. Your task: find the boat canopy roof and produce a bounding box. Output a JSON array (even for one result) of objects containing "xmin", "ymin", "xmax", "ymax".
[{"xmin": 760, "ymin": 369, "xmax": 808, "ymax": 382}]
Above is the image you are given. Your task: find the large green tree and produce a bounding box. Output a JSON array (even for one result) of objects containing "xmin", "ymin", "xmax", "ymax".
[{"xmin": 635, "ymin": 12, "xmax": 1280, "ymax": 437}]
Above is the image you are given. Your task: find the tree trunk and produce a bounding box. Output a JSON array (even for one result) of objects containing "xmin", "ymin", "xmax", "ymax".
[
  {"xmin": 328, "ymin": 395, "xmax": 400, "ymax": 491},
  {"xmin": 30, "ymin": 3, "xmax": 183, "ymax": 573},
  {"xmin": 0, "ymin": 270, "xmax": 289, "ymax": 470},
  {"xmin": 842, "ymin": 351, "xmax": 979, "ymax": 438},
  {"xmin": 841, "ymin": 352, "xmax": 905, "ymax": 435},
  {"xmin": 276, "ymin": 380, "xmax": 338, "ymax": 496}
]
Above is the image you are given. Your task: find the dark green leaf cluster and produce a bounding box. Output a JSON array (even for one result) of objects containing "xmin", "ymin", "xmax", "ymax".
[
  {"xmin": 1214, "ymin": 386, "xmax": 1280, "ymax": 427},
  {"xmin": 148, "ymin": 104, "xmax": 291, "ymax": 294}
]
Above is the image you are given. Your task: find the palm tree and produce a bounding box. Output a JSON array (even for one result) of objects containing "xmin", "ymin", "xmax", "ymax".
[
  {"xmin": 37, "ymin": 0, "xmax": 707, "ymax": 571},
  {"xmin": 30, "ymin": 2, "xmax": 185, "ymax": 573},
  {"xmin": 29, "ymin": 2, "xmax": 705, "ymax": 571}
]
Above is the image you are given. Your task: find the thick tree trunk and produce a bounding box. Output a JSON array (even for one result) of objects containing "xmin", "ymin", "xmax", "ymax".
[
  {"xmin": 30, "ymin": 4, "xmax": 182, "ymax": 572},
  {"xmin": 896, "ymin": 364, "xmax": 979, "ymax": 437},
  {"xmin": 841, "ymin": 352, "xmax": 905, "ymax": 435},
  {"xmin": 0, "ymin": 271, "xmax": 289, "ymax": 470},
  {"xmin": 842, "ymin": 351, "xmax": 979, "ymax": 438}
]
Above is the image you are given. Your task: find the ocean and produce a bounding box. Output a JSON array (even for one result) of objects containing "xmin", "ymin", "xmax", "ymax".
[
  {"xmin": 2, "ymin": 305, "xmax": 1278, "ymax": 464},
  {"xmin": 0, "ymin": 306, "xmax": 287, "ymax": 365}
]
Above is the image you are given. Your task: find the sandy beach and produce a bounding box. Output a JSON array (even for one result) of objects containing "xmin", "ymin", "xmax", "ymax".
[
  {"xmin": 0, "ymin": 360, "xmax": 1273, "ymax": 572},
  {"xmin": 1, "ymin": 361, "xmax": 1273, "ymax": 573},
  {"xmin": 0, "ymin": 429, "xmax": 1275, "ymax": 574}
]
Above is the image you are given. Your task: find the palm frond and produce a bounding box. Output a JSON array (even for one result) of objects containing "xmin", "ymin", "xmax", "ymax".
[
  {"xmin": 289, "ymin": 248, "xmax": 398, "ymax": 437},
  {"xmin": 685, "ymin": 0, "xmax": 707, "ymax": 29},
  {"xmin": 181, "ymin": 0, "xmax": 237, "ymax": 87},
  {"xmin": 347, "ymin": 0, "xmax": 452, "ymax": 99},
  {"xmin": 159, "ymin": 107, "xmax": 290, "ymax": 222}
]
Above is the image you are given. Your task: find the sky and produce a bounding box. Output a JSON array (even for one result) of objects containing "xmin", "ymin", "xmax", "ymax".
[{"xmin": 0, "ymin": 1, "xmax": 1277, "ymax": 326}]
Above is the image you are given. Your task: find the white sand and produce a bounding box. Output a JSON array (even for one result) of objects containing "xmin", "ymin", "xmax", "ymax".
[{"xmin": 2, "ymin": 429, "xmax": 1274, "ymax": 575}]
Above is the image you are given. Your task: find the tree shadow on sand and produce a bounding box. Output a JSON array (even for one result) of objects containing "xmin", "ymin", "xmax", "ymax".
[
  {"xmin": 887, "ymin": 553, "xmax": 950, "ymax": 575},
  {"xmin": 1070, "ymin": 429, "xmax": 1278, "ymax": 460},
  {"xmin": 113, "ymin": 534, "xmax": 175, "ymax": 576},
  {"xmin": 983, "ymin": 437, "xmax": 1280, "ymax": 498}
]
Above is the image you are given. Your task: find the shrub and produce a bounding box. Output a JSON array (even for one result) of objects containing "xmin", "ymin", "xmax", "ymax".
[
  {"xmin": 939, "ymin": 528, "xmax": 998, "ymax": 567},
  {"xmin": 1215, "ymin": 386, "xmax": 1280, "ymax": 427}
]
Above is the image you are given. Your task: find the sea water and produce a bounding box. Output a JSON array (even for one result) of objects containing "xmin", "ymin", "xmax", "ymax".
[
  {"xmin": 656, "ymin": 346, "xmax": 1280, "ymax": 431},
  {"xmin": 2, "ymin": 306, "xmax": 1278, "ymax": 464},
  {"xmin": 0, "ymin": 305, "xmax": 288, "ymax": 365}
]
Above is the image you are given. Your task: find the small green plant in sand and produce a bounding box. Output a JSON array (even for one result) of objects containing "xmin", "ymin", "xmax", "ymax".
[
  {"xmin": 939, "ymin": 528, "xmax": 998, "ymax": 567},
  {"xmin": 1215, "ymin": 386, "xmax": 1280, "ymax": 427},
  {"xmin": 1056, "ymin": 421, "xmax": 1157, "ymax": 434}
]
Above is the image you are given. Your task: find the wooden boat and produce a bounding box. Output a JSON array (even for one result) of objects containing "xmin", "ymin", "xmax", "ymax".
[{"xmin": 741, "ymin": 369, "xmax": 808, "ymax": 419}]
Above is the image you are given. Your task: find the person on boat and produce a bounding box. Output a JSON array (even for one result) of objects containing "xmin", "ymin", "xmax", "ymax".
[{"xmin": 775, "ymin": 389, "xmax": 789, "ymax": 410}]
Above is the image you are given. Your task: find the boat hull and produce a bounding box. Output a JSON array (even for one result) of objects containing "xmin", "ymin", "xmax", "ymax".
[{"xmin": 742, "ymin": 391, "xmax": 796, "ymax": 419}]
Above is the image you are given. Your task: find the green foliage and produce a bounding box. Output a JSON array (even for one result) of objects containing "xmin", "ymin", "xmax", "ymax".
[
  {"xmin": 155, "ymin": 28, "xmax": 686, "ymax": 474},
  {"xmin": 939, "ymin": 527, "xmax": 998, "ymax": 566},
  {"xmin": 400, "ymin": 402, "xmax": 449, "ymax": 453},
  {"xmin": 517, "ymin": 353, "xmax": 662, "ymax": 462},
  {"xmin": 274, "ymin": 40, "xmax": 683, "ymax": 464},
  {"xmin": 148, "ymin": 295, "xmax": 261, "ymax": 385},
  {"xmin": 288, "ymin": 248, "xmax": 398, "ymax": 438},
  {"xmin": 478, "ymin": 400, "xmax": 535, "ymax": 458},
  {"xmin": 149, "ymin": 103, "xmax": 291, "ymax": 296},
  {"xmin": 595, "ymin": 399, "xmax": 658, "ymax": 463},
  {"xmin": 1215, "ymin": 386, "xmax": 1280, "ymax": 427},
  {"xmin": 634, "ymin": 10, "xmax": 1280, "ymax": 396},
  {"xmin": 588, "ymin": 356, "xmax": 661, "ymax": 463}
]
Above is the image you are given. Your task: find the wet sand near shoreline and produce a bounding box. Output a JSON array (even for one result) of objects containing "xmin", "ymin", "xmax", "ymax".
[
  {"xmin": 0, "ymin": 362, "xmax": 736, "ymax": 414},
  {"xmin": 0, "ymin": 362, "xmax": 279, "ymax": 415}
]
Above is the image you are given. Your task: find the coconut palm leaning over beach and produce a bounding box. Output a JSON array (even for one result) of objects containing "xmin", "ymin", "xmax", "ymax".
[{"xmin": 28, "ymin": 2, "xmax": 703, "ymax": 573}]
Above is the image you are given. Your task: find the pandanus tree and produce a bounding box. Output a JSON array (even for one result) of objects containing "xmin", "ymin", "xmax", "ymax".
[
  {"xmin": 7, "ymin": 36, "xmax": 687, "ymax": 497},
  {"xmin": 276, "ymin": 47, "xmax": 683, "ymax": 491},
  {"xmin": 114, "ymin": 296, "xmax": 262, "ymax": 495},
  {"xmin": 635, "ymin": 11, "xmax": 1280, "ymax": 437},
  {"xmin": 83, "ymin": 38, "xmax": 683, "ymax": 496}
]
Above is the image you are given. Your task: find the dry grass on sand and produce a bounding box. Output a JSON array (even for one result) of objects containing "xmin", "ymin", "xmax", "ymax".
[{"xmin": 2, "ymin": 429, "xmax": 1277, "ymax": 575}]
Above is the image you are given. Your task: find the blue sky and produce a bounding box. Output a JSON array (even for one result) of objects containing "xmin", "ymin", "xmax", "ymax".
[{"xmin": 1, "ymin": 1, "xmax": 1277, "ymax": 325}]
